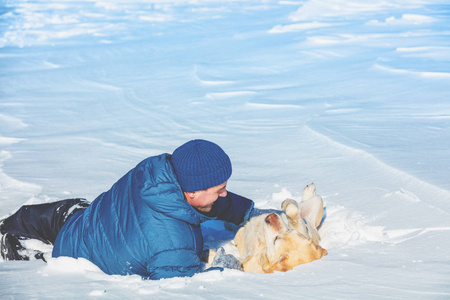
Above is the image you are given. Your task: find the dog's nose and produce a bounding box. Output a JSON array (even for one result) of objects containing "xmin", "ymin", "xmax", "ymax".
[{"xmin": 316, "ymin": 245, "xmax": 327, "ymax": 256}]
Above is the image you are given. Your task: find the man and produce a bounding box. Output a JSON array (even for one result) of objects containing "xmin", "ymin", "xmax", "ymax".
[{"xmin": 1, "ymin": 139, "xmax": 254, "ymax": 279}]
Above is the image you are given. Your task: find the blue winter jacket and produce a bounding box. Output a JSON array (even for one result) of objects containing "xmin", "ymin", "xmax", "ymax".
[{"xmin": 52, "ymin": 154, "xmax": 254, "ymax": 280}]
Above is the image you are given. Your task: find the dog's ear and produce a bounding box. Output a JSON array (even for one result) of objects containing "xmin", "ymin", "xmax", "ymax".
[{"xmin": 264, "ymin": 213, "xmax": 283, "ymax": 232}]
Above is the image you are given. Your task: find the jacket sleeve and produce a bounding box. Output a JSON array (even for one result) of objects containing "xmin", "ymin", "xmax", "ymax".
[
  {"xmin": 145, "ymin": 249, "xmax": 204, "ymax": 280},
  {"xmin": 204, "ymin": 191, "xmax": 254, "ymax": 226}
]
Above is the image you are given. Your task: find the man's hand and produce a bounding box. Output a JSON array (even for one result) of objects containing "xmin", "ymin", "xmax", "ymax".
[{"xmin": 211, "ymin": 246, "xmax": 242, "ymax": 270}]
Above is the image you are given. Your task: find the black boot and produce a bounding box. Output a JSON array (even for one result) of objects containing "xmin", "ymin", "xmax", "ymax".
[
  {"xmin": 0, "ymin": 198, "xmax": 90, "ymax": 261},
  {"xmin": 0, "ymin": 233, "xmax": 29, "ymax": 260}
]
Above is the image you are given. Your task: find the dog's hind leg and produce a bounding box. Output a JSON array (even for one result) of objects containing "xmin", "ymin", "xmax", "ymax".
[
  {"xmin": 300, "ymin": 195, "xmax": 324, "ymax": 228},
  {"xmin": 302, "ymin": 183, "xmax": 317, "ymax": 202},
  {"xmin": 299, "ymin": 195, "xmax": 324, "ymax": 244},
  {"xmin": 300, "ymin": 183, "xmax": 324, "ymax": 228}
]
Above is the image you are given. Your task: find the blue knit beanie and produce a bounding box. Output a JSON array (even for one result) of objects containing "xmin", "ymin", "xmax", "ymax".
[{"xmin": 171, "ymin": 139, "xmax": 232, "ymax": 192}]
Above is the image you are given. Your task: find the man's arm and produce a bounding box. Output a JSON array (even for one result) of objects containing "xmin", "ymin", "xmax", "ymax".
[{"xmin": 145, "ymin": 249, "xmax": 203, "ymax": 280}]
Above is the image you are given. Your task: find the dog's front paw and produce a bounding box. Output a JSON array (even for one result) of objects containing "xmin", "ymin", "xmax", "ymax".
[
  {"xmin": 281, "ymin": 199, "xmax": 299, "ymax": 220},
  {"xmin": 302, "ymin": 183, "xmax": 316, "ymax": 202}
]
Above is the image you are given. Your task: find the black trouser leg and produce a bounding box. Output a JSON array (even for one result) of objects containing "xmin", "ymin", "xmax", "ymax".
[{"xmin": 0, "ymin": 198, "xmax": 89, "ymax": 261}]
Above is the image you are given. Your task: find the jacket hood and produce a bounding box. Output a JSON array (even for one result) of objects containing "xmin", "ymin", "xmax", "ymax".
[{"xmin": 139, "ymin": 154, "xmax": 213, "ymax": 226}]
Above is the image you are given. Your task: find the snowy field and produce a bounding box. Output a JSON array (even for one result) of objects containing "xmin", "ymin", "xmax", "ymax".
[{"xmin": 1, "ymin": 0, "xmax": 450, "ymax": 298}]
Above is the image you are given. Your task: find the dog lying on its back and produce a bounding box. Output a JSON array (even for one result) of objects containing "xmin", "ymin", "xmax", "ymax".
[{"xmin": 229, "ymin": 183, "xmax": 327, "ymax": 273}]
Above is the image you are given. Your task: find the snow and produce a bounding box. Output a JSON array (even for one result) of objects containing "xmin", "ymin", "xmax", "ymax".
[{"xmin": 1, "ymin": 0, "xmax": 449, "ymax": 298}]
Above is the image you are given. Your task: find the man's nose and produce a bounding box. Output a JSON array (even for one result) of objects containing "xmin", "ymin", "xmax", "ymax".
[{"xmin": 219, "ymin": 190, "xmax": 227, "ymax": 197}]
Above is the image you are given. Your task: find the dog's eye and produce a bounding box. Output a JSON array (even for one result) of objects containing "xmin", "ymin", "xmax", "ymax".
[
  {"xmin": 273, "ymin": 236, "xmax": 282, "ymax": 245},
  {"xmin": 278, "ymin": 253, "xmax": 289, "ymax": 262}
]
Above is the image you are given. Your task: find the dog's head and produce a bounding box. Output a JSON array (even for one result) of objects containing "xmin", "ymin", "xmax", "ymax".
[{"xmin": 261, "ymin": 213, "xmax": 327, "ymax": 273}]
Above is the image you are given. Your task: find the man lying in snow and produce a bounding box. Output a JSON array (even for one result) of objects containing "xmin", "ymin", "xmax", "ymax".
[{"xmin": 0, "ymin": 139, "xmax": 255, "ymax": 280}]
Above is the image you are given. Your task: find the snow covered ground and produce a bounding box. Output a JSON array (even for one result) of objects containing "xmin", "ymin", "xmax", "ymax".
[{"xmin": 1, "ymin": 0, "xmax": 449, "ymax": 298}]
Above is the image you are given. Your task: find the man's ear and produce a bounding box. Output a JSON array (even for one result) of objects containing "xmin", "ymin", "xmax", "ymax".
[{"xmin": 184, "ymin": 191, "xmax": 196, "ymax": 200}]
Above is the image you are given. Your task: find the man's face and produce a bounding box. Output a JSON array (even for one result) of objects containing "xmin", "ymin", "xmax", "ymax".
[{"xmin": 185, "ymin": 181, "xmax": 228, "ymax": 212}]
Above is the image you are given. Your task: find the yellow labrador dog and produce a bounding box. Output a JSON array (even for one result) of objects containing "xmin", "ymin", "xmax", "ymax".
[{"xmin": 233, "ymin": 183, "xmax": 327, "ymax": 273}]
